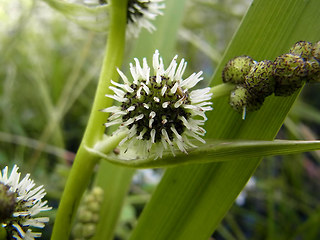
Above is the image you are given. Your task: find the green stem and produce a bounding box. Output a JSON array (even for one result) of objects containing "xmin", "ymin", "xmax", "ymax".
[
  {"xmin": 210, "ymin": 83, "xmax": 235, "ymax": 99},
  {"xmin": 51, "ymin": 1, "xmax": 128, "ymax": 239}
]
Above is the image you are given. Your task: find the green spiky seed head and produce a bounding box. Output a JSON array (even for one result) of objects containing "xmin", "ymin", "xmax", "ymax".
[
  {"xmin": 229, "ymin": 86, "xmax": 264, "ymax": 113},
  {"xmin": 229, "ymin": 86, "xmax": 247, "ymax": 113},
  {"xmin": 289, "ymin": 41, "xmax": 313, "ymax": 59},
  {"xmin": 273, "ymin": 53, "xmax": 307, "ymax": 96},
  {"xmin": 312, "ymin": 41, "xmax": 320, "ymax": 61},
  {"xmin": 274, "ymin": 83, "xmax": 302, "ymax": 97},
  {"xmin": 222, "ymin": 56, "xmax": 254, "ymax": 84},
  {"xmin": 245, "ymin": 60, "xmax": 275, "ymax": 98},
  {"xmin": 306, "ymin": 58, "xmax": 320, "ymax": 83},
  {"xmin": 274, "ymin": 53, "xmax": 307, "ymax": 79}
]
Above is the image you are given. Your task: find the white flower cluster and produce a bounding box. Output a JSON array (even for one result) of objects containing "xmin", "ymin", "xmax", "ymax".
[
  {"xmin": 103, "ymin": 50, "xmax": 212, "ymax": 158},
  {"xmin": 82, "ymin": 0, "xmax": 165, "ymax": 37},
  {"xmin": 0, "ymin": 165, "xmax": 51, "ymax": 240},
  {"xmin": 127, "ymin": 0, "xmax": 165, "ymax": 37}
]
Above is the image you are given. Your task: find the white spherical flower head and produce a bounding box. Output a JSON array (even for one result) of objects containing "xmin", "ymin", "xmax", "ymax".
[
  {"xmin": 127, "ymin": 0, "xmax": 165, "ymax": 37},
  {"xmin": 0, "ymin": 165, "xmax": 51, "ymax": 240},
  {"xmin": 104, "ymin": 50, "xmax": 212, "ymax": 159},
  {"xmin": 82, "ymin": 0, "xmax": 164, "ymax": 37}
]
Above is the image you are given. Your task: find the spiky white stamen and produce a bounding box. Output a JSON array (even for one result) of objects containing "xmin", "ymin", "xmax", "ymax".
[
  {"xmin": 149, "ymin": 119, "xmax": 154, "ymax": 128},
  {"xmin": 122, "ymin": 118, "xmax": 135, "ymax": 126},
  {"xmin": 137, "ymin": 86, "xmax": 143, "ymax": 99},
  {"xmin": 108, "ymin": 111, "xmax": 127, "ymax": 121},
  {"xmin": 149, "ymin": 111, "xmax": 156, "ymax": 119},
  {"xmin": 105, "ymin": 119, "xmax": 123, "ymax": 127},
  {"xmin": 127, "ymin": 106, "xmax": 136, "ymax": 112},
  {"xmin": 175, "ymin": 58, "xmax": 187, "ymax": 81},
  {"xmin": 150, "ymin": 129, "xmax": 156, "ymax": 143},
  {"xmin": 170, "ymin": 126, "xmax": 182, "ymax": 141},
  {"xmin": 156, "ymin": 72, "xmax": 162, "ymax": 84},
  {"xmin": 170, "ymin": 82, "xmax": 179, "ymax": 94},
  {"xmin": 105, "ymin": 94, "xmax": 127, "ymax": 103},
  {"xmin": 164, "ymin": 55, "xmax": 178, "ymax": 79},
  {"xmin": 137, "ymin": 128, "xmax": 147, "ymax": 140},
  {"xmin": 161, "ymin": 86, "xmax": 167, "ymax": 96},
  {"xmin": 162, "ymin": 102, "xmax": 170, "ymax": 108},
  {"xmin": 141, "ymin": 82, "xmax": 150, "ymax": 95},
  {"xmin": 111, "ymin": 80, "xmax": 134, "ymax": 93},
  {"xmin": 101, "ymin": 106, "xmax": 121, "ymax": 113},
  {"xmin": 117, "ymin": 68, "xmax": 131, "ymax": 85},
  {"xmin": 174, "ymin": 98, "xmax": 185, "ymax": 108},
  {"xmin": 135, "ymin": 114, "xmax": 144, "ymax": 121}
]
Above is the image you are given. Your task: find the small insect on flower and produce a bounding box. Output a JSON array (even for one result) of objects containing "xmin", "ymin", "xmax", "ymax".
[
  {"xmin": 103, "ymin": 50, "xmax": 213, "ymax": 159},
  {"xmin": 0, "ymin": 165, "xmax": 51, "ymax": 240}
]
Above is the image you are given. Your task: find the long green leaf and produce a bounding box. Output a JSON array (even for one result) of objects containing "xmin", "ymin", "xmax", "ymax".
[
  {"xmin": 130, "ymin": 0, "xmax": 320, "ymax": 239},
  {"xmin": 89, "ymin": 139, "xmax": 320, "ymax": 168}
]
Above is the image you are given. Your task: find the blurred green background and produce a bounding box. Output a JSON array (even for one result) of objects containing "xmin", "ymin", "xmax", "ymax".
[{"xmin": 0, "ymin": 0, "xmax": 319, "ymax": 239}]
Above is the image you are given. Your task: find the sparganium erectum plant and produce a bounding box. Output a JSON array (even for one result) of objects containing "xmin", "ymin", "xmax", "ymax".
[{"xmin": 9, "ymin": 0, "xmax": 320, "ymax": 240}]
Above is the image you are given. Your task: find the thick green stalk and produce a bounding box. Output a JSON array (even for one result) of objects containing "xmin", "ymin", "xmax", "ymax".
[
  {"xmin": 51, "ymin": 1, "xmax": 128, "ymax": 239},
  {"xmin": 210, "ymin": 83, "xmax": 235, "ymax": 99}
]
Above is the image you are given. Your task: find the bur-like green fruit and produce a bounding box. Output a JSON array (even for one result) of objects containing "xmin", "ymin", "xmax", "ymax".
[
  {"xmin": 312, "ymin": 41, "xmax": 320, "ymax": 61},
  {"xmin": 222, "ymin": 56, "xmax": 254, "ymax": 84},
  {"xmin": 245, "ymin": 60, "xmax": 275, "ymax": 98},
  {"xmin": 229, "ymin": 86, "xmax": 264, "ymax": 114},
  {"xmin": 306, "ymin": 58, "xmax": 320, "ymax": 83},
  {"xmin": 273, "ymin": 53, "xmax": 307, "ymax": 96},
  {"xmin": 289, "ymin": 41, "xmax": 313, "ymax": 59}
]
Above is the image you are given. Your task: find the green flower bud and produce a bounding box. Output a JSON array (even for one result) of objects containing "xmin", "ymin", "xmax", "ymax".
[
  {"xmin": 72, "ymin": 223, "xmax": 84, "ymax": 238},
  {"xmin": 92, "ymin": 187, "xmax": 104, "ymax": 203},
  {"xmin": 305, "ymin": 58, "xmax": 320, "ymax": 83},
  {"xmin": 229, "ymin": 86, "xmax": 264, "ymax": 115},
  {"xmin": 273, "ymin": 54, "xmax": 307, "ymax": 96},
  {"xmin": 222, "ymin": 56, "xmax": 254, "ymax": 84},
  {"xmin": 82, "ymin": 223, "xmax": 96, "ymax": 238},
  {"xmin": 72, "ymin": 187, "xmax": 104, "ymax": 239},
  {"xmin": 87, "ymin": 201, "xmax": 100, "ymax": 213},
  {"xmin": 78, "ymin": 209, "xmax": 93, "ymax": 223},
  {"xmin": 245, "ymin": 60, "xmax": 275, "ymax": 98},
  {"xmin": 312, "ymin": 41, "xmax": 320, "ymax": 61},
  {"xmin": 91, "ymin": 213, "xmax": 100, "ymax": 222},
  {"xmin": 289, "ymin": 41, "xmax": 313, "ymax": 59}
]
